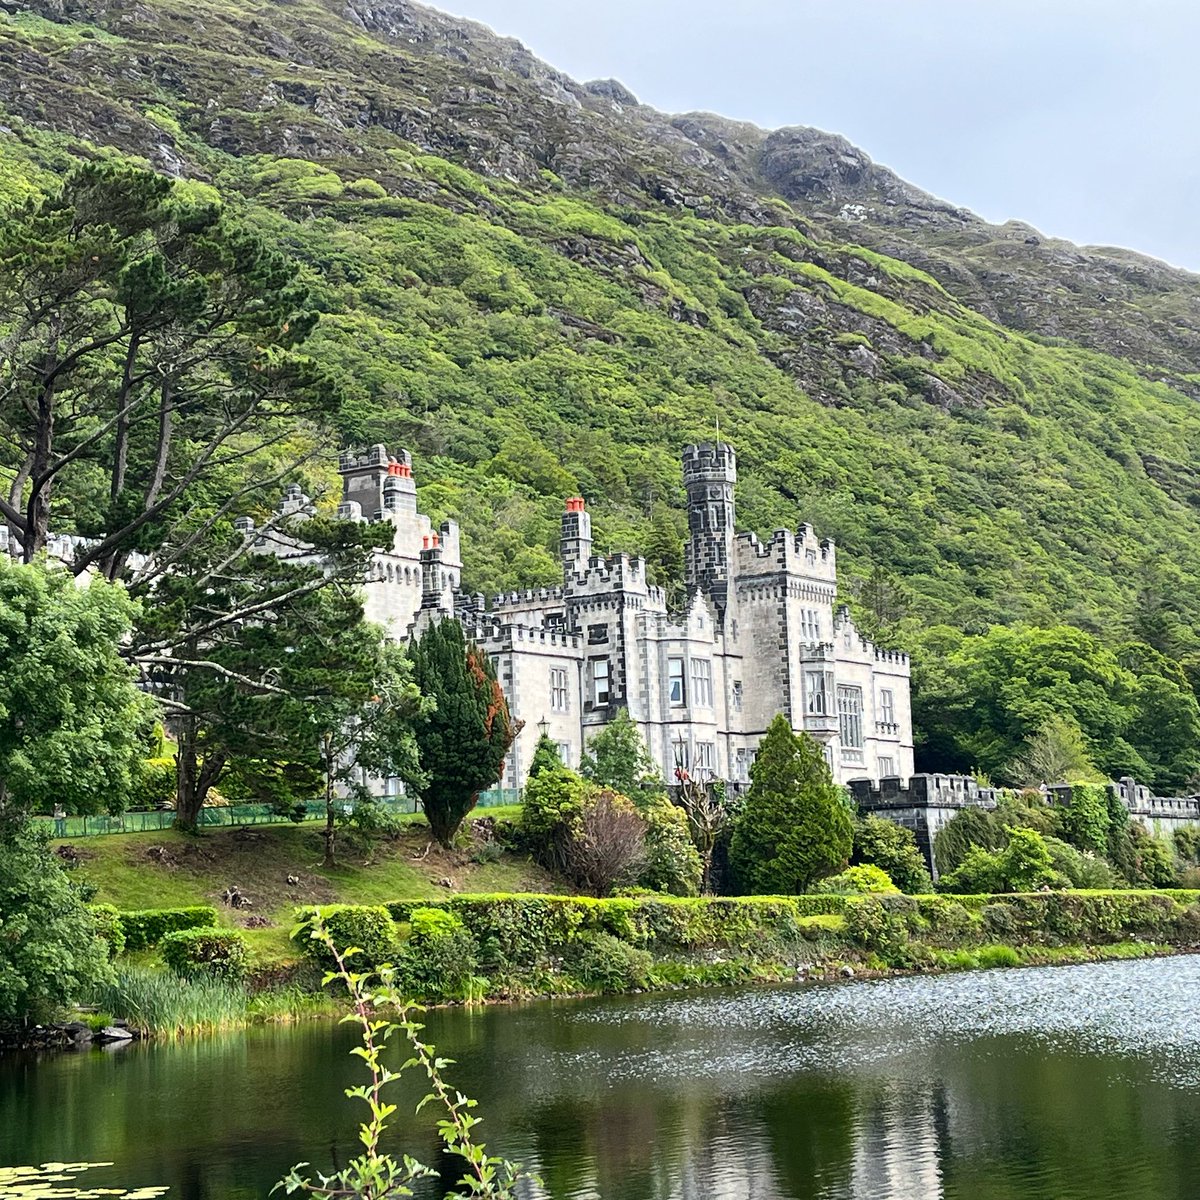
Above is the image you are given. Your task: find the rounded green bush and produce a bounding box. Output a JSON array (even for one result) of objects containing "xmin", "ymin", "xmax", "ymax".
[
  {"xmin": 571, "ymin": 932, "xmax": 652, "ymax": 993},
  {"xmin": 160, "ymin": 928, "xmax": 248, "ymax": 983},
  {"xmin": 311, "ymin": 905, "xmax": 397, "ymax": 969}
]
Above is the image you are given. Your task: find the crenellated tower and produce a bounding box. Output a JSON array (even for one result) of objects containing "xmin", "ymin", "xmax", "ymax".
[{"xmin": 682, "ymin": 442, "xmax": 738, "ymax": 627}]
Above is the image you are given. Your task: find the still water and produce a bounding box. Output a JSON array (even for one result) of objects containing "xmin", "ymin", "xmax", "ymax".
[{"xmin": 4, "ymin": 956, "xmax": 1200, "ymax": 1200}]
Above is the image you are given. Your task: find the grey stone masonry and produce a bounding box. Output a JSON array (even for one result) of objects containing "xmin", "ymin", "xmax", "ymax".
[
  {"xmin": 850, "ymin": 773, "xmax": 1200, "ymax": 879},
  {"xmin": 262, "ymin": 441, "xmax": 916, "ymax": 793}
]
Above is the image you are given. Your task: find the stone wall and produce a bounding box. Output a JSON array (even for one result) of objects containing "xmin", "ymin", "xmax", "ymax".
[{"xmin": 851, "ymin": 773, "xmax": 1200, "ymax": 880}]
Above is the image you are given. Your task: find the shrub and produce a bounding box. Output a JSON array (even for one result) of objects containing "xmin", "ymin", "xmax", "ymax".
[
  {"xmin": 823, "ymin": 864, "xmax": 899, "ymax": 895},
  {"xmin": 571, "ymin": 932, "xmax": 652, "ymax": 992},
  {"xmin": 302, "ymin": 905, "xmax": 396, "ymax": 969},
  {"xmin": 563, "ymin": 788, "xmax": 647, "ymax": 896},
  {"xmin": 116, "ymin": 905, "xmax": 218, "ymax": 951},
  {"xmin": 518, "ymin": 764, "xmax": 586, "ymax": 871},
  {"xmin": 852, "ymin": 815, "xmax": 933, "ymax": 893},
  {"xmin": 0, "ymin": 820, "xmax": 112, "ymax": 1021},
  {"xmin": 1044, "ymin": 835, "xmax": 1122, "ymax": 889},
  {"xmin": 636, "ymin": 795, "xmax": 702, "ymax": 896},
  {"xmin": 161, "ymin": 928, "xmax": 248, "ymax": 983},
  {"xmin": 397, "ymin": 908, "xmax": 483, "ymax": 1002},
  {"xmin": 346, "ymin": 177, "xmax": 387, "ymax": 198},
  {"xmin": 940, "ymin": 827, "xmax": 1061, "ymax": 894},
  {"xmin": 730, "ymin": 715, "xmax": 853, "ymax": 894},
  {"xmin": 90, "ymin": 904, "xmax": 127, "ymax": 959},
  {"xmin": 844, "ymin": 895, "xmax": 910, "ymax": 964}
]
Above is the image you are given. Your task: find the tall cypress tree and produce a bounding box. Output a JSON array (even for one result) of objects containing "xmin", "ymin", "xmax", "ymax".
[
  {"xmin": 408, "ymin": 619, "xmax": 517, "ymax": 846},
  {"xmin": 729, "ymin": 714, "xmax": 853, "ymax": 894}
]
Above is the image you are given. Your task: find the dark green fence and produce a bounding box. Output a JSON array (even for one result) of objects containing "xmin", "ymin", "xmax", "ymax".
[{"xmin": 37, "ymin": 787, "xmax": 523, "ymax": 839}]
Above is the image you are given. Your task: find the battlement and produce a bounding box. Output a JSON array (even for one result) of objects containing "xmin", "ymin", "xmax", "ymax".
[
  {"xmin": 873, "ymin": 647, "xmax": 910, "ymax": 667},
  {"xmin": 467, "ymin": 617, "xmax": 583, "ymax": 653},
  {"xmin": 564, "ymin": 552, "xmax": 653, "ymax": 595},
  {"xmin": 733, "ymin": 527, "xmax": 837, "ymax": 580},
  {"xmin": 850, "ymin": 774, "xmax": 1000, "ymax": 812},
  {"xmin": 682, "ymin": 441, "xmax": 737, "ymax": 483},
  {"xmin": 490, "ymin": 586, "xmax": 566, "ymax": 610}
]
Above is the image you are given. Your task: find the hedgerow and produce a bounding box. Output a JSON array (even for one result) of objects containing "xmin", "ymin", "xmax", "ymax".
[
  {"xmin": 160, "ymin": 928, "xmax": 249, "ymax": 983},
  {"xmin": 293, "ymin": 888, "xmax": 1200, "ymax": 1002},
  {"xmin": 115, "ymin": 906, "xmax": 218, "ymax": 951}
]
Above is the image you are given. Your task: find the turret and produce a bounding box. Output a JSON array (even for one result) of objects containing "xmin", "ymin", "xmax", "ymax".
[
  {"xmin": 561, "ymin": 496, "xmax": 593, "ymax": 579},
  {"xmin": 338, "ymin": 445, "xmax": 416, "ymax": 521},
  {"xmin": 419, "ymin": 533, "xmax": 451, "ymax": 615},
  {"xmin": 682, "ymin": 442, "xmax": 737, "ymax": 624}
]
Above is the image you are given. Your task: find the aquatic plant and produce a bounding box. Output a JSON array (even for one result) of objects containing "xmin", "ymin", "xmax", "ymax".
[
  {"xmin": 94, "ymin": 968, "xmax": 247, "ymax": 1038},
  {"xmin": 0, "ymin": 1162, "xmax": 166, "ymax": 1199}
]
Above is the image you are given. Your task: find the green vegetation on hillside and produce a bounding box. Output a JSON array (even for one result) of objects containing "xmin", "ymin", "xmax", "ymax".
[{"xmin": 2, "ymin": 1, "xmax": 1200, "ymax": 644}]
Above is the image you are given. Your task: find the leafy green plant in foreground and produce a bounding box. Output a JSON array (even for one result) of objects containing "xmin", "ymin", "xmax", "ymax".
[{"xmin": 278, "ymin": 914, "xmax": 527, "ymax": 1200}]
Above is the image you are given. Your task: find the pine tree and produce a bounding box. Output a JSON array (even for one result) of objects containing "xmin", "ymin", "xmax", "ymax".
[
  {"xmin": 729, "ymin": 714, "xmax": 853, "ymax": 894},
  {"xmin": 408, "ymin": 619, "xmax": 517, "ymax": 847}
]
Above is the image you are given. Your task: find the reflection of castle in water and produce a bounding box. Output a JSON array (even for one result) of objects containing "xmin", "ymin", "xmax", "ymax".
[{"xmin": 845, "ymin": 1081, "xmax": 945, "ymax": 1200}]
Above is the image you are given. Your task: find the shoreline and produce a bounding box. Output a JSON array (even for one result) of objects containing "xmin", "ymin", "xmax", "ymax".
[{"xmin": 5, "ymin": 937, "xmax": 1191, "ymax": 1056}]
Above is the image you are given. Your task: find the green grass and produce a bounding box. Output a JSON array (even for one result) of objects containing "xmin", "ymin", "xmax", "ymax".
[{"xmin": 62, "ymin": 814, "xmax": 562, "ymax": 969}]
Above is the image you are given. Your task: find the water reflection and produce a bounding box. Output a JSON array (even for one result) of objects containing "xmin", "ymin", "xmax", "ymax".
[{"xmin": 4, "ymin": 957, "xmax": 1200, "ymax": 1199}]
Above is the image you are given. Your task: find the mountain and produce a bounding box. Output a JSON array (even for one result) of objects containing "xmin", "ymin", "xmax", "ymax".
[{"xmin": 4, "ymin": 0, "xmax": 1200, "ymax": 647}]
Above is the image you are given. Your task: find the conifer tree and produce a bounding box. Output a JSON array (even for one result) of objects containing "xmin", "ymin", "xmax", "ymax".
[
  {"xmin": 729, "ymin": 714, "xmax": 853, "ymax": 894},
  {"xmin": 528, "ymin": 735, "xmax": 563, "ymax": 779},
  {"xmin": 407, "ymin": 619, "xmax": 517, "ymax": 847}
]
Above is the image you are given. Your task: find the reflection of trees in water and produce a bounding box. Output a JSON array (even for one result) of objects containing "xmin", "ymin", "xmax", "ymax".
[
  {"xmin": 12, "ymin": 988, "xmax": 1200, "ymax": 1200},
  {"xmin": 758, "ymin": 1080, "xmax": 859, "ymax": 1200}
]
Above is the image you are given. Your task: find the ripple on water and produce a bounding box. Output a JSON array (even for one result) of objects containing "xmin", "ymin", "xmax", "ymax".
[{"xmin": 559, "ymin": 956, "xmax": 1200, "ymax": 1090}]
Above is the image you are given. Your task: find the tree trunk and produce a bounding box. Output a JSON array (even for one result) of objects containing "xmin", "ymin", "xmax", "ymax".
[
  {"xmin": 175, "ymin": 717, "xmax": 226, "ymax": 834},
  {"xmin": 322, "ymin": 731, "xmax": 337, "ymax": 866}
]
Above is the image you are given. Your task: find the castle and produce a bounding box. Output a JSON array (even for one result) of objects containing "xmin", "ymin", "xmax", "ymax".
[{"xmin": 249, "ymin": 442, "xmax": 915, "ymax": 792}]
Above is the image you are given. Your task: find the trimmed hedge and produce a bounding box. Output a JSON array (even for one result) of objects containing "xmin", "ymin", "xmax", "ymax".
[
  {"xmin": 160, "ymin": 928, "xmax": 248, "ymax": 983},
  {"xmin": 298, "ymin": 904, "xmax": 397, "ymax": 970},
  {"xmin": 296, "ymin": 889, "xmax": 1200, "ymax": 1002},
  {"xmin": 116, "ymin": 906, "xmax": 219, "ymax": 951},
  {"xmin": 382, "ymin": 894, "xmax": 812, "ymax": 966}
]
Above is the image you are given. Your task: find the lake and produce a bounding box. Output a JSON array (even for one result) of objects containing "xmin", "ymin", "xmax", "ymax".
[{"xmin": 4, "ymin": 956, "xmax": 1200, "ymax": 1199}]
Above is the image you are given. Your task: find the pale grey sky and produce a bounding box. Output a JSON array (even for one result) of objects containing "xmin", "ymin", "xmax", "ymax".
[{"xmin": 440, "ymin": 0, "xmax": 1200, "ymax": 272}]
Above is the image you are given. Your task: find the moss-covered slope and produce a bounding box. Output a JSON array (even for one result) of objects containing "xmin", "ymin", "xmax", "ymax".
[{"xmin": 3, "ymin": 0, "xmax": 1200, "ymax": 637}]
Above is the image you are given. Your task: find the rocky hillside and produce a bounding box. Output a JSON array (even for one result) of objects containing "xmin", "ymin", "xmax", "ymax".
[{"xmin": 3, "ymin": 0, "xmax": 1200, "ymax": 643}]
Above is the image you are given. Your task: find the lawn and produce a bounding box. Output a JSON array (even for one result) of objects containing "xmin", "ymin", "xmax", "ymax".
[{"xmin": 58, "ymin": 807, "xmax": 558, "ymax": 967}]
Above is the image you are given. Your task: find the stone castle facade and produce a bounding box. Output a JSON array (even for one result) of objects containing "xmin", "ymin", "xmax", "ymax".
[{"xmin": 257, "ymin": 441, "xmax": 915, "ymax": 792}]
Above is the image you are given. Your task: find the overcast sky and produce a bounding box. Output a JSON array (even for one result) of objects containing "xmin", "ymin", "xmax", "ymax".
[{"xmin": 440, "ymin": 0, "xmax": 1200, "ymax": 272}]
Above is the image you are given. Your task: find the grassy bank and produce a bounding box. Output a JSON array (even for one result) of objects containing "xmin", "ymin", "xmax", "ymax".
[
  {"xmin": 59, "ymin": 808, "xmax": 555, "ymax": 970},
  {"xmin": 61, "ymin": 822, "xmax": 1200, "ymax": 1034}
]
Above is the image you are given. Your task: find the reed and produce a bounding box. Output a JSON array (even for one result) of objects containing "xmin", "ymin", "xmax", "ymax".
[{"xmin": 96, "ymin": 968, "xmax": 248, "ymax": 1038}]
